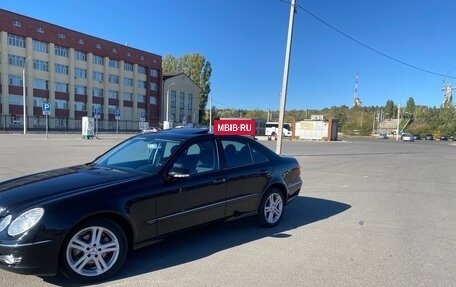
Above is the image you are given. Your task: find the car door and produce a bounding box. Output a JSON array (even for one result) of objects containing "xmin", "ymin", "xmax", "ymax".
[
  {"xmin": 156, "ymin": 138, "xmax": 227, "ymax": 235},
  {"xmin": 220, "ymin": 138, "xmax": 271, "ymax": 216}
]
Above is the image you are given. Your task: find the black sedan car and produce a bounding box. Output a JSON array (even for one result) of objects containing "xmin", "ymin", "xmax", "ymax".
[{"xmin": 0, "ymin": 128, "xmax": 302, "ymax": 283}]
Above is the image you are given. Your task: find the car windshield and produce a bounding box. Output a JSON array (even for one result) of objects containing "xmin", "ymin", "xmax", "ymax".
[{"xmin": 93, "ymin": 136, "xmax": 183, "ymax": 174}]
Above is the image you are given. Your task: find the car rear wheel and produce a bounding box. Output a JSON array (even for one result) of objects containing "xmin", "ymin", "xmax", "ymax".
[
  {"xmin": 257, "ymin": 188, "xmax": 284, "ymax": 227},
  {"xmin": 60, "ymin": 218, "xmax": 128, "ymax": 283}
]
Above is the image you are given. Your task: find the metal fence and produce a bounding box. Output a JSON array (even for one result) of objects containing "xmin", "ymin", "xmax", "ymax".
[{"xmin": 0, "ymin": 115, "xmax": 143, "ymax": 133}]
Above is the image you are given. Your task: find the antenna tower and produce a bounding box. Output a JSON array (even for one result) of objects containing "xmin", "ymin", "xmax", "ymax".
[{"xmin": 353, "ymin": 71, "xmax": 362, "ymax": 107}]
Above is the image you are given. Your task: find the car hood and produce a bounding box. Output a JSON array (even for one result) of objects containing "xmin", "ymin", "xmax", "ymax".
[{"xmin": 0, "ymin": 165, "xmax": 142, "ymax": 215}]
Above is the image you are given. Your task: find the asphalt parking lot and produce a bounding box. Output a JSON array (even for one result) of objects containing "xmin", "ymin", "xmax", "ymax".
[{"xmin": 0, "ymin": 133, "xmax": 455, "ymax": 287}]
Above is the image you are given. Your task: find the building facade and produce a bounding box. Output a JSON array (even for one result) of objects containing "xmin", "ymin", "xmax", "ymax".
[
  {"xmin": 163, "ymin": 73, "xmax": 200, "ymax": 128},
  {"xmin": 0, "ymin": 9, "xmax": 162, "ymax": 132}
]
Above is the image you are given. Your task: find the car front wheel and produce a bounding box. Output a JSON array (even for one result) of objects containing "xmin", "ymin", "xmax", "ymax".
[
  {"xmin": 60, "ymin": 218, "xmax": 128, "ymax": 283},
  {"xmin": 257, "ymin": 188, "xmax": 284, "ymax": 227}
]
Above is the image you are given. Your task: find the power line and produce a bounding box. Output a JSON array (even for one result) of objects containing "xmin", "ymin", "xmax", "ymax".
[{"xmin": 278, "ymin": 0, "xmax": 456, "ymax": 79}]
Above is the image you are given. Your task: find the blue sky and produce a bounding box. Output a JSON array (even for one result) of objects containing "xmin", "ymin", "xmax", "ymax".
[{"xmin": 2, "ymin": 0, "xmax": 455, "ymax": 110}]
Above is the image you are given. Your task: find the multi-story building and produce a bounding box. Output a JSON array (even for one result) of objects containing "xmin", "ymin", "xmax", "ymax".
[
  {"xmin": 0, "ymin": 9, "xmax": 162, "ymax": 132},
  {"xmin": 163, "ymin": 73, "xmax": 201, "ymax": 128}
]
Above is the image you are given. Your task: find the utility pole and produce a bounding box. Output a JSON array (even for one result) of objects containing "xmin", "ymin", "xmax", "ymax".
[{"xmin": 276, "ymin": 0, "xmax": 296, "ymax": 154}]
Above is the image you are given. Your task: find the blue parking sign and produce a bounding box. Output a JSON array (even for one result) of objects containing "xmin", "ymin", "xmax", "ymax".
[
  {"xmin": 94, "ymin": 106, "xmax": 101, "ymax": 119},
  {"xmin": 42, "ymin": 103, "xmax": 51, "ymax": 115}
]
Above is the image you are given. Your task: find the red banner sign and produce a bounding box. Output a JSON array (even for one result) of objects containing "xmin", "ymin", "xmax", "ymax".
[{"xmin": 214, "ymin": 119, "xmax": 256, "ymax": 136}]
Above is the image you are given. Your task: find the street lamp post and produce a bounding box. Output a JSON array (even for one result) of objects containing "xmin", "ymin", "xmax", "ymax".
[
  {"xmin": 396, "ymin": 102, "xmax": 401, "ymax": 141},
  {"xmin": 22, "ymin": 56, "xmax": 32, "ymax": 134},
  {"xmin": 165, "ymin": 82, "xmax": 175, "ymax": 127}
]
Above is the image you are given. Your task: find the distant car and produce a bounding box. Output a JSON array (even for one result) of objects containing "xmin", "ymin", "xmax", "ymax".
[
  {"xmin": 424, "ymin": 133, "xmax": 434, "ymax": 140},
  {"xmin": 141, "ymin": 127, "xmax": 161, "ymax": 133},
  {"xmin": 0, "ymin": 128, "xmax": 302, "ymax": 283},
  {"xmin": 378, "ymin": 133, "xmax": 388, "ymax": 139},
  {"xmin": 440, "ymin": 135, "xmax": 448, "ymax": 141},
  {"xmin": 401, "ymin": 133, "xmax": 414, "ymax": 142},
  {"xmin": 412, "ymin": 134, "xmax": 421, "ymax": 140},
  {"xmin": 450, "ymin": 135, "xmax": 456, "ymax": 141}
]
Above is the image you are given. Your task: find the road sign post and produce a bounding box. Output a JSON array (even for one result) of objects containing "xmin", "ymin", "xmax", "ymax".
[
  {"xmin": 94, "ymin": 106, "xmax": 101, "ymax": 138},
  {"xmin": 115, "ymin": 110, "xmax": 120, "ymax": 139},
  {"xmin": 42, "ymin": 103, "xmax": 51, "ymax": 139}
]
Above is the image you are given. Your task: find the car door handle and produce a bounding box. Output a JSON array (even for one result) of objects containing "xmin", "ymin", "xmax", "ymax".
[
  {"xmin": 213, "ymin": 178, "xmax": 226, "ymax": 184},
  {"xmin": 259, "ymin": 169, "xmax": 270, "ymax": 176}
]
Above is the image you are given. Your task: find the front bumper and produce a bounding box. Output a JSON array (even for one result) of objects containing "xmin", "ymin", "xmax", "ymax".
[{"xmin": 0, "ymin": 239, "xmax": 59, "ymax": 276}]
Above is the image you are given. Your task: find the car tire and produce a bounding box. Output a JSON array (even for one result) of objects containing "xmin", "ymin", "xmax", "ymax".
[
  {"xmin": 257, "ymin": 188, "xmax": 284, "ymax": 227},
  {"xmin": 60, "ymin": 218, "xmax": 128, "ymax": 283}
]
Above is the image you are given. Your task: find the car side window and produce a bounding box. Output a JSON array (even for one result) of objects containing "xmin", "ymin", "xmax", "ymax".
[
  {"xmin": 172, "ymin": 139, "xmax": 218, "ymax": 174},
  {"xmin": 222, "ymin": 139, "xmax": 269, "ymax": 168}
]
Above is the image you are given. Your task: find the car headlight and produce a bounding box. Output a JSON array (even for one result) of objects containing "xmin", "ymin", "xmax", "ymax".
[
  {"xmin": 7, "ymin": 208, "xmax": 44, "ymax": 237},
  {"xmin": 0, "ymin": 215, "xmax": 12, "ymax": 233}
]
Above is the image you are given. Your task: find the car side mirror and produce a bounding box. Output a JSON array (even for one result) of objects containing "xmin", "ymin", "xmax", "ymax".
[{"xmin": 167, "ymin": 167, "xmax": 191, "ymax": 179}]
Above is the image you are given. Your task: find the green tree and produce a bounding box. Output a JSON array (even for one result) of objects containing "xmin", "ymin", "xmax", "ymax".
[
  {"xmin": 162, "ymin": 53, "xmax": 212, "ymax": 123},
  {"xmin": 384, "ymin": 100, "xmax": 395, "ymax": 119},
  {"xmin": 405, "ymin": 97, "xmax": 416, "ymax": 115}
]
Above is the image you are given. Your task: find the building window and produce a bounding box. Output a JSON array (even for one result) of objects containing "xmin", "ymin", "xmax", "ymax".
[
  {"xmin": 188, "ymin": 94, "xmax": 193, "ymax": 110},
  {"xmin": 33, "ymin": 97, "xmax": 48, "ymax": 108},
  {"xmin": 150, "ymin": 82, "xmax": 158, "ymax": 91},
  {"xmin": 123, "ymin": 77, "xmax": 133, "ymax": 87},
  {"xmin": 36, "ymin": 27, "xmax": 44, "ymax": 33},
  {"xmin": 92, "ymin": 88, "xmax": 103, "ymax": 97},
  {"xmin": 108, "ymin": 74, "xmax": 119, "ymax": 84},
  {"xmin": 150, "ymin": 96, "xmax": 157, "ymax": 105},
  {"xmin": 150, "ymin": 69, "xmax": 158, "ymax": 77},
  {"xmin": 75, "ymin": 85, "xmax": 87, "ymax": 95},
  {"xmin": 137, "ymin": 80, "xmax": 146, "ymax": 89},
  {"xmin": 112, "ymin": 48, "xmax": 117, "ymax": 53},
  {"xmin": 8, "ymin": 74, "xmax": 22, "ymax": 87},
  {"xmin": 8, "ymin": 94, "xmax": 23, "ymax": 105},
  {"xmin": 180, "ymin": 92, "xmax": 185, "ymax": 116},
  {"xmin": 137, "ymin": 65, "xmax": 146, "ymax": 74},
  {"xmin": 140, "ymin": 56, "xmax": 145, "ymax": 61},
  {"xmin": 55, "ymin": 82, "xmax": 69, "ymax": 93},
  {"xmin": 54, "ymin": 45, "xmax": 68, "ymax": 57},
  {"xmin": 74, "ymin": 50, "xmax": 87, "ymax": 61},
  {"xmin": 124, "ymin": 62, "xmax": 133, "ymax": 72},
  {"xmin": 123, "ymin": 92, "xmax": 133, "ymax": 101},
  {"xmin": 55, "ymin": 64, "xmax": 69, "ymax": 75},
  {"xmin": 12, "ymin": 20, "xmax": 21, "ymax": 27},
  {"xmin": 92, "ymin": 71, "xmax": 103, "ymax": 82},
  {"xmin": 93, "ymin": 55, "xmax": 104, "ymax": 65},
  {"xmin": 58, "ymin": 33, "xmax": 66, "ymax": 39},
  {"xmin": 8, "ymin": 55, "xmax": 25, "ymax": 67},
  {"xmin": 127, "ymin": 52, "xmax": 132, "ymax": 57},
  {"xmin": 108, "ymin": 90, "xmax": 119, "ymax": 99},
  {"xmin": 96, "ymin": 44, "xmax": 102, "ymax": 49},
  {"xmin": 74, "ymin": 68, "xmax": 87, "ymax": 78},
  {"xmin": 78, "ymin": 39, "xmax": 85, "ymax": 44},
  {"xmin": 109, "ymin": 59, "xmax": 119, "ymax": 68},
  {"xmin": 33, "ymin": 59, "xmax": 49, "ymax": 72},
  {"xmin": 55, "ymin": 99, "xmax": 68, "ymax": 109},
  {"xmin": 33, "ymin": 78, "xmax": 48, "ymax": 90},
  {"xmin": 108, "ymin": 105, "xmax": 118, "ymax": 114},
  {"xmin": 170, "ymin": 91, "xmax": 176, "ymax": 108},
  {"xmin": 7, "ymin": 34, "xmax": 25, "ymax": 48},
  {"xmin": 75, "ymin": 101, "xmax": 86, "ymax": 111},
  {"xmin": 33, "ymin": 40, "xmax": 48, "ymax": 53},
  {"xmin": 137, "ymin": 94, "xmax": 146, "ymax": 103}
]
